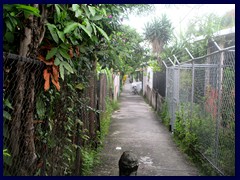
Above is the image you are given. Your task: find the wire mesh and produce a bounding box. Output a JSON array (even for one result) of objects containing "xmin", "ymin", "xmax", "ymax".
[
  {"xmin": 165, "ymin": 45, "xmax": 235, "ymax": 175},
  {"xmin": 3, "ymin": 53, "xmax": 45, "ymax": 175},
  {"xmin": 3, "ymin": 53, "xmax": 110, "ymax": 176}
]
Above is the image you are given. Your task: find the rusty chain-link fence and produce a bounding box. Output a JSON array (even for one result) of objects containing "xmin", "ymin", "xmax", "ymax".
[
  {"xmin": 3, "ymin": 52, "xmax": 112, "ymax": 176},
  {"xmin": 164, "ymin": 42, "xmax": 235, "ymax": 175}
]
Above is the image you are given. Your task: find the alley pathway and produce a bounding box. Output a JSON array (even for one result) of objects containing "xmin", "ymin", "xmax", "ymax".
[{"xmin": 91, "ymin": 80, "xmax": 199, "ymax": 176}]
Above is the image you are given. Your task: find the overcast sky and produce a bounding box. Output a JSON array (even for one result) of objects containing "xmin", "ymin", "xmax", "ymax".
[{"xmin": 122, "ymin": 4, "xmax": 235, "ymax": 37}]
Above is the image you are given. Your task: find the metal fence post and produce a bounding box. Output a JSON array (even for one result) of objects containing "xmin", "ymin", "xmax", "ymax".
[
  {"xmin": 162, "ymin": 45, "xmax": 235, "ymax": 175},
  {"xmin": 215, "ymin": 43, "xmax": 223, "ymax": 165},
  {"xmin": 185, "ymin": 48, "xmax": 195, "ymax": 125},
  {"xmin": 190, "ymin": 60, "xmax": 195, "ymax": 129}
]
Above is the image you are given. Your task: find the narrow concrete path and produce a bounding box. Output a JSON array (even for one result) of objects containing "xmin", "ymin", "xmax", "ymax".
[{"xmin": 91, "ymin": 80, "xmax": 199, "ymax": 176}]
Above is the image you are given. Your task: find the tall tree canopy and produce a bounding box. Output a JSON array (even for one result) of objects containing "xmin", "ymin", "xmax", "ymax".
[{"xmin": 143, "ymin": 14, "xmax": 173, "ymax": 55}]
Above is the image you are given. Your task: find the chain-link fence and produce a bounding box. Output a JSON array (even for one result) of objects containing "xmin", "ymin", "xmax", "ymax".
[
  {"xmin": 3, "ymin": 52, "xmax": 112, "ymax": 176},
  {"xmin": 164, "ymin": 43, "xmax": 235, "ymax": 175}
]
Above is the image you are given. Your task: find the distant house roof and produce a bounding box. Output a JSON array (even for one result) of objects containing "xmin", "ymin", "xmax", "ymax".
[{"xmin": 190, "ymin": 27, "xmax": 235, "ymax": 43}]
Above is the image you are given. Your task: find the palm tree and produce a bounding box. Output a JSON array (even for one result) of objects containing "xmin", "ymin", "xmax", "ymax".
[{"xmin": 143, "ymin": 14, "xmax": 173, "ymax": 56}]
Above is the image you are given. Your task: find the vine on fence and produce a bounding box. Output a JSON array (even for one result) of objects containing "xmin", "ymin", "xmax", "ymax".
[
  {"xmin": 3, "ymin": 4, "xmax": 153, "ymax": 175},
  {"xmin": 173, "ymin": 102, "xmax": 234, "ymax": 175}
]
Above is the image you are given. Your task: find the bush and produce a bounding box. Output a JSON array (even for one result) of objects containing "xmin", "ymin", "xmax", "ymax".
[
  {"xmin": 82, "ymin": 98, "xmax": 119, "ymax": 175},
  {"xmin": 160, "ymin": 100, "xmax": 170, "ymax": 126}
]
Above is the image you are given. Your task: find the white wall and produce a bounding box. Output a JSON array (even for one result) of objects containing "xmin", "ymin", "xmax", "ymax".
[
  {"xmin": 113, "ymin": 73, "xmax": 120, "ymax": 101},
  {"xmin": 143, "ymin": 66, "xmax": 153, "ymax": 95}
]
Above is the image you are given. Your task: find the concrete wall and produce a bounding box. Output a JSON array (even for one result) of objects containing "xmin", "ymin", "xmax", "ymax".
[
  {"xmin": 143, "ymin": 66, "xmax": 153, "ymax": 96},
  {"xmin": 113, "ymin": 73, "xmax": 120, "ymax": 101}
]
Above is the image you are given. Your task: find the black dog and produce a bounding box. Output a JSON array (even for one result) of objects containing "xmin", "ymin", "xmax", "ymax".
[{"xmin": 118, "ymin": 151, "xmax": 139, "ymax": 176}]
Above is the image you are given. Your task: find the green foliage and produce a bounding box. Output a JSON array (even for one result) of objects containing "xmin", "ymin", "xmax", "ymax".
[
  {"xmin": 173, "ymin": 105, "xmax": 214, "ymax": 175},
  {"xmin": 81, "ymin": 147, "xmax": 99, "ymax": 175},
  {"xmin": 3, "ymin": 149, "xmax": 11, "ymax": 157},
  {"xmin": 162, "ymin": 10, "xmax": 235, "ymax": 63},
  {"xmin": 100, "ymin": 99, "xmax": 119, "ymax": 140},
  {"xmin": 185, "ymin": 13, "xmax": 222, "ymax": 39},
  {"xmin": 144, "ymin": 14, "xmax": 173, "ymax": 53},
  {"xmin": 3, "ymin": 4, "xmax": 153, "ymax": 176},
  {"xmin": 220, "ymin": 9, "xmax": 235, "ymax": 28},
  {"xmin": 174, "ymin": 106, "xmax": 197, "ymax": 154},
  {"xmin": 172, "ymin": 102, "xmax": 235, "ymax": 176},
  {"xmin": 148, "ymin": 60, "xmax": 161, "ymax": 72},
  {"xmin": 160, "ymin": 100, "xmax": 170, "ymax": 126},
  {"xmin": 3, "ymin": 4, "xmax": 39, "ymax": 52},
  {"xmin": 81, "ymin": 98, "xmax": 119, "ymax": 175},
  {"xmin": 105, "ymin": 25, "xmax": 148, "ymax": 75},
  {"xmin": 36, "ymin": 96, "xmax": 46, "ymax": 120}
]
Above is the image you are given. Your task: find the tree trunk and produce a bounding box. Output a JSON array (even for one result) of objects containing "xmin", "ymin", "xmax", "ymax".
[
  {"xmin": 15, "ymin": 4, "xmax": 39, "ymax": 175},
  {"xmin": 10, "ymin": 61, "xmax": 24, "ymax": 158},
  {"xmin": 20, "ymin": 70, "xmax": 37, "ymax": 175}
]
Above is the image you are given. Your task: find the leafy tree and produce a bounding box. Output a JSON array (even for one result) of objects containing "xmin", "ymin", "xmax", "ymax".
[
  {"xmin": 3, "ymin": 4, "xmax": 154, "ymax": 175},
  {"xmin": 143, "ymin": 14, "xmax": 173, "ymax": 55},
  {"xmin": 220, "ymin": 9, "xmax": 235, "ymax": 28},
  {"xmin": 161, "ymin": 10, "xmax": 235, "ymax": 63}
]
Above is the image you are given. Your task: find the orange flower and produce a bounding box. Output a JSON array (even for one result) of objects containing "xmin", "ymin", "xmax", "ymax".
[{"xmin": 38, "ymin": 54, "xmax": 60, "ymax": 91}]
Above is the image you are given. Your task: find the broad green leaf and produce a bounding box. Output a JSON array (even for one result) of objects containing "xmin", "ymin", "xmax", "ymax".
[
  {"xmin": 5, "ymin": 31, "xmax": 14, "ymax": 43},
  {"xmin": 85, "ymin": 20, "xmax": 92, "ymax": 36},
  {"xmin": 5, "ymin": 21, "xmax": 13, "ymax": 32},
  {"xmin": 46, "ymin": 23, "xmax": 57, "ymax": 29},
  {"xmin": 4, "ymin": 99, "xmax": 13, "ymax": 109},
  {"xmin": 46, "ymin": 47, "xmax": 58, "ymax": 60},
  {"xmin": 74, "ymin": 28, "xmax": 82, "ymax": 40},
  {"xmin": 9, "ymin": 16, "xmax": 18, "ymax": 26},
  {"xmin": 3, "ymin": 111, "xmax": 11, "ymax": 120},
  {"xmin": 3, "ymin": 5, "xmax": 14, "ymax": 11},
  {"xmin": 102, "ymin": 8, "xmax": 107, "ymax": 16},
  {"xmin": 79, "ymin": 24, "xmax": 92, "ymax": 38},
  {"xmin": 75, "ymin": 83, "xmax": 85, "ymax": 90},
  {"xmin": 59, "ymin": 48, "xmax": 70, "ymax": 60},
  {"xmin": 47, "ymin": 24, "xmax": 59, "ymax": 44},
  {"xmin": 92, "ymin": 36, "xmax": 98, "ymax": 43},
  {"xmin": 82, "ymin": 5, "xmax": 90, "ymax": 18},
  {"xmin": 62, "ymin": 61, "xmax": 74, "ymax": 74},
  {"xmin": 36, "ymin": 97, "xmax": 46, "ymax": 120},
  {"xmin": 15, "ymin": 4, "xmax": 40, "ymax": 17},
  {"xmin": 75, "ymin": 9, "xmax": 82, "ymax": 18},
  {"xmin": 72, "ymin": 4, "xmax": 80, "ymax": 11},
  {"xmin": 63, "ymin": 22, "xmax": 79, "ymax": 34},
  {"xmin": 66, "ymin": 83, "xmax": 74, "ymax": 92},
  {"xmin": 59, "ymin": 43, "xmax": 69, "ymax": 50},
  {"xmin": 55, "ymin": 4, "xmax": 61, "ymax": 21},
  {"xmin": 88, "ymin": 6, "xmax": 96, "ymax": 16},
  {"xmin": 57, "ymin": 30, "xmax": 65, "ymax": 42},
  {"xmin": 10, "ymin": 12, "xmax": 15, "ymax": 16},
  {"xmin": 59, "ymin": 63, "xmax": 64, "ymax": 80},
  {"xmin": 94, "ymin": 24, "xmax": 109, "ymax": 41},
  {"xmin": 69, "ymin": 36, "xmax": 78, "ymax": 46},
  {"xmin": 92, "ymin": 23, "xmax": 97, "ymax": 35},
  {"xmin": 90, "ymin": 15, "xmax": 103, "ymax": 21},
  {"xmin": 3, "ymin": 150, "xmax": 12, "ymax": 166},
  {"xmin": 54, "ymin": 57, "xmax": 61, "ymax": 66}
]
